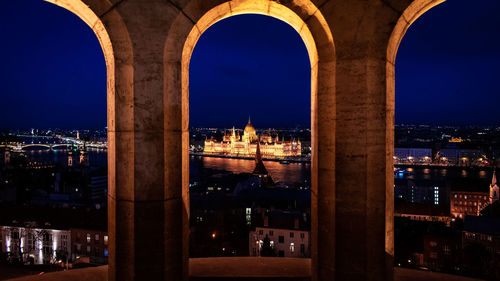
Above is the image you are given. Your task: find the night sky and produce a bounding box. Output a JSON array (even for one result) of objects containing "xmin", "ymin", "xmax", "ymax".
[{"xmin": 0, "ymin": 0, "xmax": 499, "ymax": 129}]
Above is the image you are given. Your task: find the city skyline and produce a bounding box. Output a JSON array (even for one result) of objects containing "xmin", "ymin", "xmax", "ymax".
[{"xmin": 0, "ymin": 0, "xmax": 499, "ymax": 129}]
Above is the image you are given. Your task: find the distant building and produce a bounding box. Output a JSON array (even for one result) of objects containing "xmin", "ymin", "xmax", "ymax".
[
  {"xmin": 395, "ymin": 203, "xmax": 451, "ymax": 225},
  {"xmin": 0, "ymin": 223, "xmax": 71, "ymax": 265},
  {"xmin": 423, "ymin": 230, "xmax": 460, "ymax": 272},
  {"xmin": 90, "ymin": 175, "xmax": 107, "ymax": 202},
  {"xmin": 68, "ymin": 150, "xmax": 74, "ymax": 167},
  {"xmin": 437, "ymin": 148, "xmax": 484, "ymax": 166},
  {"xmin": 249, "ymin": 210, "xmax": 310, "ymax": 258},
  {"xmin": 394, "ymin": 148, "xmax": 432, "ymax": 164},
  {"xmin": 450, "ymin": 191, "xmax": 489, "ymax": 219},
  {"xmin": 249, "ymin": 227, "xmax": 310, "ymax": 258},
  {"xmin": 0, "ymin": 148, "xmax": 10, "ymax": 166},
  {"xmin": 462, "ymin": 215, "xmax": 500, "ymax": 279},
  {"xmin": 394, "ymin": 178, "xmax": 448, "ymax": 206},
  {"xmin": 489, "ymin": 169, "xmax": 499, "ymax": 204},
  {"xmin": 204, "ymin": 117, "xmax": 301, "ymax": 158},
  {"xmin": 450, "ymin": 169, "xmax": 499, "ymax": 219},
  {"xmin": 71, "ymin": 228, "xmax": 108, "ymax": 265}
]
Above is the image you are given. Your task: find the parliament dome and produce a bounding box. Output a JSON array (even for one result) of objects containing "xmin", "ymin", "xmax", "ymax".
[{"xmin": 244, "ymin": 117, "xmax": 256, "ymax": 134}]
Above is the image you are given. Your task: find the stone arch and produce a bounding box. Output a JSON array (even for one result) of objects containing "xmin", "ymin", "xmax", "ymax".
[
  {"xmin": 164, "ymin": 0, "xmax": 335, "ymax": 280},
  {"xmin": 385, "ymin": 0, "xmax": 446, "ymax": 270},
  {"xmin": 42, "ymin": 1, "xmax": 134, "ymax": 281}
]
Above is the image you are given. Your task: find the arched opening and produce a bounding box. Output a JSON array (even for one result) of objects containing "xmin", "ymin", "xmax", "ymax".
[
  {"xmin": 387, "ymin": 1, "xmax": 448, "ymax": 271},
  {"xmin": 389, "ymin": 0, "xmax": 500, "ymax": 279},
  {"xmin": 188, "ymin": 14, "xmax": 311, "ymax": 259},
  {"xmin": 21, "ymin": 2, "xmax": 134, "ymax": 281},
  {"xmin": 165, "ymin": 0, "xmax": 335, "ymax": 279},
  {"xmin": 0, "ymin": 0, "xmax": 115, "ymax": 273}
]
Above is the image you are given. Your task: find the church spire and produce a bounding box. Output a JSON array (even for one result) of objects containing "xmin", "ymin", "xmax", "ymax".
[
  {"xmin": 490, "ymin": 166, "xmax": 499, "ymax": 204},
  {"xmin": 252, "ymin": 137, "xmax": 269, "ymax": 178},
  {"xmin": 492, "ymin": 168, "xmax": 497, "ymax": 187}
]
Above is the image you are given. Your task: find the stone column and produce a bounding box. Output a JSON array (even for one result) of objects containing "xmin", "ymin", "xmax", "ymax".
[
  {"xmin": 100, "ymin": 1, "xmax": 186, "ymax": 280},
  {"xmin": 317, "ymin": 0, "xmax": 412, "ymax": 280}
]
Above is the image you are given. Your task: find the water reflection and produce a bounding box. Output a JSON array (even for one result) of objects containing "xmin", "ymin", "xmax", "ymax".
[{"xmin": 194, "ymin": 156, "xmax": 310, "ymax": 184}]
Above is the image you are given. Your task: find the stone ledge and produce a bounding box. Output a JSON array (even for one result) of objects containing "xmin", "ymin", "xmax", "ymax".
[{"xmin": 5, "ymin": 258, "xmax": 482, "ymax": 281}]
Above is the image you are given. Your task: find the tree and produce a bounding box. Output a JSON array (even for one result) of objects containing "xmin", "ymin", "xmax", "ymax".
[
  {"xmin": 260, "ymin": 235, "xmax": 275, "ymax": 257},
  {"xmin": 5, "ymin": 222, "xmax": 47, "ymax": 265}
]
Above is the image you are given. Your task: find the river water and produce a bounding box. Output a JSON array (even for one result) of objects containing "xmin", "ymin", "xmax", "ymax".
[{"xmin": 15, "ymin": 137, "xmax": 494, "ymax": 190}]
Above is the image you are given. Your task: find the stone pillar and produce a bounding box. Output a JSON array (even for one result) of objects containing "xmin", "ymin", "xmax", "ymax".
[
  {"xmin": 99, "ymin": 1, "xmax": 187, "ymax": 280},
  {"xmin": 317, "ymin": 0, "xmax": 415, "ymax": 280}
]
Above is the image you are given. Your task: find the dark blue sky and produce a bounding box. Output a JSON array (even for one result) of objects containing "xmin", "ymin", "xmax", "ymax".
[
  {"xmin": 396, "ymin": 0, "xmax": 500, "ymax": 125},
  {"xmin": 0, "ymin": 0, "xmax": 499, "ymax": 129},
  {"xmin": 189, "ymin": 15, "xmax": 309, "ymax": 128}
]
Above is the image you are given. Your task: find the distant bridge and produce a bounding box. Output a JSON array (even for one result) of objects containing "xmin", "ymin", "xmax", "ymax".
[
  {"xmin": 0, "ymin": 142, "xmax": 106, "ymax": 151},
  {"xmin": 0, "ymin": 143, "xmax": 75, "ymax": 150}
]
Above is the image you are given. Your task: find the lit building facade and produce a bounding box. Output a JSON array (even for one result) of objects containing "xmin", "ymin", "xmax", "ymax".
[
  {"xmin": 249, "ymin": 227, "xmax": 310, "ymax": 258},
  {"xmin": 450, "ymin": 169, "xmax": 498, "ymax": 219},
  {"xmin": 0, "ymin": 225, "xmax": 71, "ymax": 264},
  {"xmin": 490, "ymin": 169, "xmax": 499, "ymax": 204},
  {"xmin": 204, "ymin": 118, "xmax": 301, "ymax": 158},
  {"xmin": 450, "ymin": 191, "xmax": 489, "ymax": 219}
]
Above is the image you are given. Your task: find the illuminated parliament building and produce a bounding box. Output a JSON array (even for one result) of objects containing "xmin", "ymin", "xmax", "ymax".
[{"xmin": 203, "ymin": 118, "xmax": 301, "ymax": 158}]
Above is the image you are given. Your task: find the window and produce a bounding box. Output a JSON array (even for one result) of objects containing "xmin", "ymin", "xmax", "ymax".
[
  {"xmin": 104, "ymin": 235, "xmax": 108, "ymax": 245},
  {"xmin": 104, "ymin": 249, "xmax": 109, "ymax": 257},
  {"xmin": 443, "ymin": 244, "xmax": 451, "ymax": 255},
  {"xmin": 87, "ymin": 233, "xmax": 91, "ymax": 243},
  {"xmin": 76, "ymin": 244, "xmax": 81, "ymax": 251},
  {"xmin": 269, "ymin": 231, "xmax": 274, "ymax": 236},
  {"xmin": 95, "ymin": 234, "xmax": 100, "ymax": 241},
  {"xmin": 258, "ymin": 230, "xmax": 263, "ymax": 235},
  {"xmin": 43, "ymin": 246, "xmax": 52, "ymax": 255},
  {"xmin": 300, "ymin": 244, "xmax": 305, "ymax": 254},
  {"xmin": 289, "ymin": 242, "xmax": 295, "ymax": 253},
  {"xmin": 43, "ymin": 233, "xmax": 52, "ymax": 242},
  {"xmin": 278, "ymin": 236, "xmax": 284, "ymax": 243},
  {"xmin": 87, "ymin": 246, "xmax": 91, "ymax": 253},
  {"xmin": 290, "ymin": 232, "xmax": 294, "ymax": 238},
  {"xmin": 300, "ymin": 233, "xmax": 305, "ymax": 239},
  {"xmin": 12, "ymin": 231, "xmax": 19, "ymax": 239}
]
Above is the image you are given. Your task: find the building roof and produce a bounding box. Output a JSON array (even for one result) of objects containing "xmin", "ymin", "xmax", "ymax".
[
  {"xmin": 395, "ymin": 202, "xmax": 450, "ymax": 217},
  {"xmin": 463, "ymin": 215, "xmax": 500, "ymax": 235},
  {"xmin": 480, "ymin": 200, "xmax": 500, "ymax": 218},
  {"xmin": 244, "ymin": 117, "xmax": 256, "ymax": 134},
  {"xmin": 252, "ymin": 140, "xmax": 269, "ymax": 177},
  {"xmin": 0, "ymin": 205, "xmax": 107, "ymax": 231}
]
